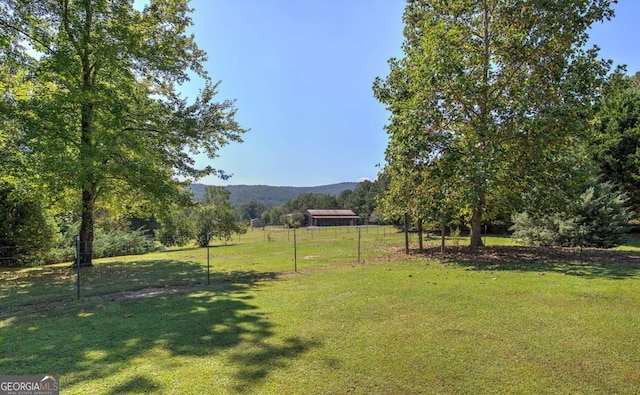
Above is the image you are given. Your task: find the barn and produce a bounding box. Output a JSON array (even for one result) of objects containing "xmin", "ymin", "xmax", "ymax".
[{"xmin": 304, "ymin": 209, "xmax": 360, "ymax": 227}]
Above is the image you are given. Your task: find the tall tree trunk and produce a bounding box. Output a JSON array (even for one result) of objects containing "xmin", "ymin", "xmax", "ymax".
[
  {"xmin": 470, "ymin": 0, "xmax": 489, "ymax": 250},
  {"xmin": 470, "ymin": 206, "xmax": 484, "ymax": 247},
  {"xmin": 403, "ymin": 212, "xmax": 409, "ymax": 254},
  {"xmin": 78, "ymin": 1, "xmax": 95, "ymax": 266},
  {"xmin": 79, "ymin": 62, "xmax": 95, "ymax": 265},
  {"xmin": 79, "ymin": 188, "xmax": 95, "ymax": 266}
]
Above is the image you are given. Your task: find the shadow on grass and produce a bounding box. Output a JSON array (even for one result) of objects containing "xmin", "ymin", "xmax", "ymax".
[
  {"xmin": 0, "ymin": 269, "xmax": 318, "ymax": 393},
  {"xmin": 1, "ymin": 259, "xmax": 273, "ymax": 315},
  {"xmin": 110, "ymin": 375, "xmax": 160, "ymax": 394},
  {"xmin": 415, "ymin": 245, "xmax": 640, "ymax": 279}
]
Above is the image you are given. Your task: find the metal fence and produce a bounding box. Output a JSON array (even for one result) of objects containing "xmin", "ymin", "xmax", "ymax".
[{"xmin": 0, "ymin": 226, "xmax": 436, "ymax": 311}]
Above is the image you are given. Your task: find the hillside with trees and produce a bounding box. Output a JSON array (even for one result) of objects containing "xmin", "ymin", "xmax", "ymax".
[
  {"xmin": 260, "ymin": 178, "xmax": 388, "ymax": 227},
  {"xmin": 190, "ymin": 182, "xmax": 358, "ymax": 208}
]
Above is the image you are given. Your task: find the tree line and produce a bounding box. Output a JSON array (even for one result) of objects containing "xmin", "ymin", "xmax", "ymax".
[{"xmin": 190, "ymin": 182, "xmax": 358, "ymax": 208}]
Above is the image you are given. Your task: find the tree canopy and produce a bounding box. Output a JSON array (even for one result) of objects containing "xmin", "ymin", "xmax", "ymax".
[
  {"xmin": 374, "ymin": 0, "xmax": 614, "ymax": 246},
  {"xmin": 196, "ymin": 186, "xmax": 246, "ymax": 246},
  {"xmin": 590, "ymin": 72, "xmax": 640, "ymax": 213},
  {"xmin": 1, "ymin": 0, "xmax": 247, "ymax": 264}
]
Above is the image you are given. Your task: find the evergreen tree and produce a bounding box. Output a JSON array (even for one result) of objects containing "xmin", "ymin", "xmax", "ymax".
[{"xmin": 511, "ymin": 182, "xmax": 630, "ymax": 248}]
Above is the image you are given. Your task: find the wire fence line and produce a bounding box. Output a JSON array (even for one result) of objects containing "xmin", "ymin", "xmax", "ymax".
[
  {"xmin": 9, "ymin": 223, "xmax": 617, "ymax": 315},
  {"xmin": 1, "ymin": 225, "xmax": 471, "ymax": 310}
]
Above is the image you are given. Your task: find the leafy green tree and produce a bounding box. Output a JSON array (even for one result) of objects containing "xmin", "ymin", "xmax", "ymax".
[
  {"xmin": 236, "ymin": 200, "xmax": 267, "ymax": 221},
  {"xmin": 261, "ymin": 211, "xmax": 272, "ymax": 226},
  {"xmin": 590, "ymin": 72, "xmax": 640, "ymax": 212},
  {"xmin": 282, "ymin": 212, "xmax": 305, "ymax": 229},
  {"xmin": 282, "ymin": 193, "xmax": 340, "ymax": 214},
  {"xmin": 1, "ymin": 0, "xmax": 247, "ymax": 265},
  {"xmin": 196, "ymin": 187, "xmax": 245, "ymax": 246},
  {"xmin": 374, "ymin": 0, "xmax": 614, "ymax": 247},
  {"xmin": 348, "ymin": 180, "xmax": 385, "ymax": 224},
  {"xmin": 156, "ymin": 206, "xmax": 196, "ymax": 247},
  {"xmin": 337, "ymin": 189, "xmax": 354, "ymax": 209},
  {"xmin": 0, "ymin": 182, "xmax": 57, "ymax": 266},
  {"xmin": 511, "ymin": 181, "xmax": 630, "ymax": 248},
  {"xmin": 264, "ymin": 205, "xmax": 285, "ymax": 226}
]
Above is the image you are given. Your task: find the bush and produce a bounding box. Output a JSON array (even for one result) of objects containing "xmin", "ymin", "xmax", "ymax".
[
  {"xmin": 46, "ymin": 225, "xmax": 163, "ymax": 264},
  {"xmin": 92, "ymin": 227, "xmax": 161, "ymax": 258},
  {"xmin": 511, "ymin": 182, "xmax": 631, "ymax": 248},
  {"xmin": 156, "ymin": 207, "xmax": 196, "ymax": 247},
  {"xmin": 0, "ymin": 183, "xmax": 57, "ymax": 266}
]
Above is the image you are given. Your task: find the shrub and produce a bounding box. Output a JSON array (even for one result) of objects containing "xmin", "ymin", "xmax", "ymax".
[
  {"xmin": 0, "ymin": 183, "xmax": 57, "ymax": 266},
  {"xmin": 156, "ymin": 207, "xmax": 196, "ymax": 247},
  {"xmin": 511, "ymin": 182, "xmax": 631, "ymax": 248},
  {"xmin": 92, "ymin": 227, "xmax": 160, "ymax": 258},
  {"xmin": 46, "ymin": 225, "xmax": 163, "ymax": 264}
]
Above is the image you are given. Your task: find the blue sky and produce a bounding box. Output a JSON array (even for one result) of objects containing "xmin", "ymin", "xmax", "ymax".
[{"xmin": 182, "ymin": 0, "xmax": 640, "ymax": 187}]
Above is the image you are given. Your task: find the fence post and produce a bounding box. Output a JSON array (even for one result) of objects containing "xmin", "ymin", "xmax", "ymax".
[
  {"xmin": 358, "ymin": 227, "xmax": 361, "ymax": 263},
  {"xmin": 76, "ymin": 235, "xmax": 81, "ymax": 300},
  {"xmin": 206, "ymin": 232, "xmax": 211, "ymax": 285},
  {"xmin": 293, "ymin": 228, "xmax": 297, "ymax": 273}
]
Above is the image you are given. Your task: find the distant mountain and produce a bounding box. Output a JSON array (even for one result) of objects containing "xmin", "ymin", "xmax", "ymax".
[{"xmin": 190, "ymin": 182, "xmax": 358, "ymax": 208}]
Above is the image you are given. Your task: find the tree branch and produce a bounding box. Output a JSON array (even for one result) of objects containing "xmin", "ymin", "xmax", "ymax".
[{"xmin": 0, "ymin": 17, "xmax": 55, "ymax": 55}]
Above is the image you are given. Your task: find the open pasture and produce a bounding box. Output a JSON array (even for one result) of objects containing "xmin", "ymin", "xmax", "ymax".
[{"xmin": 1, "ymin": 227, "xmax": 639, "ymax": 394}]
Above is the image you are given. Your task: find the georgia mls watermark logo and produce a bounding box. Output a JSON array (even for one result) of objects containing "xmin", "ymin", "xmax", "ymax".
[{"xmin": 0, "ymin": 375, "xmax": 59, "ymax": 395}]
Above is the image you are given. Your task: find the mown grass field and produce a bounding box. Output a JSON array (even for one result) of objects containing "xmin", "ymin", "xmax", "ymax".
[{"xmin": 1, "ymin": 226, "xmax": 640, "ymax": 394}]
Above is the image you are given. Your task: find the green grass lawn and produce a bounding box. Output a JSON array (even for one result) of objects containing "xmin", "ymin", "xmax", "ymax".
[{"xmin": 1, "ymin": 227, "xmax": 640, "ymax": 394}]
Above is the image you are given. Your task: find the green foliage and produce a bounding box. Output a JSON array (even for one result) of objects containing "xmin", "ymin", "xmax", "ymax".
[
  {"xmin": 282, "ymin": 212, "xmax": 305, "ymax": 228},
  {"xmin": 48, "ymin": 219, "xmax": 162, "ymax": 264},
  {"xmin": 590, "ymin": 71, "xmax": 640, "ymax": 212},
  {"xmin": 0, "ymin": 182, "xmax": 57, "ymax": 266},
  {"xmin": 92, "ymin": 227, "xmax": 160, "ymax": 259},
  {"xmin": 196, "ymin": 187, "xmax": 246, "ymax": 246},
  {"xmin": 283, "ymin": 193, "xmax": 340, "ymax": 213},
  {"xmin": 264, "ymin": 193, "xmax": 340, "ymax": 225},
  {"xmin": 374, "ymin": 0, "xmax": 614, "ymax": 246},
  {"xmin": 235, "ymin": 200, "xmax": 267, "ymax": 221},
  {"xmin": 339, "ymin": 179, "xmax": 386, "ymax": 223},
  {"xmin": 1, "ymin": 0, "xmax": 247, "ymax": 264},
  {"xmin": 511, "ymin": 182, "xmax": 631, "ymax": 248},
  {"xmin": 156, "ymin": 207, "xmax": 196, "ymax": 247}
]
